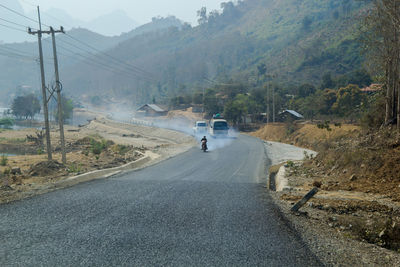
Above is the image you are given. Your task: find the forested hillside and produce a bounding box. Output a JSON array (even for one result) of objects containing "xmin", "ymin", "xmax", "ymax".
[
  {"xmin": 1, "ymin": 0, "xmax": 370, "ymax": 107},
  {"xmin": 59, "ymin": 0, "xmax": 370, "ymax": 105}
]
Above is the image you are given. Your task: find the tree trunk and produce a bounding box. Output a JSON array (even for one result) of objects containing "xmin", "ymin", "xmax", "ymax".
[{"xmin": 385, "ymin": 60, "xmax": 393, "ymax": 124}]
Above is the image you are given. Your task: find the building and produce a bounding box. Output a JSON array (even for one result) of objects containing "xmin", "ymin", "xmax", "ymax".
[
  {"xmin": 278, "ymin": 110, "xmax": 304, "ymax": 121},
  {"xmin": 136, "ymin": 104, "xmax": 168, "ymax": 117},
  {"xmin": 360, "ymin": 84, "xmax": 383, "ymax": 95}
]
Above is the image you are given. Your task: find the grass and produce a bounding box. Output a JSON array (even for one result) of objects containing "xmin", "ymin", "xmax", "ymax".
[
  {"xmin": 112, "ymin": 144, "xmax": 130, "ymax": 155},
  {"xmin": 0, "ymin": 137, "xmax": 27, "ymax": 144},
  {"xmin": 68, "ymin": 163, "xmax": 83, "ymax": 173}
]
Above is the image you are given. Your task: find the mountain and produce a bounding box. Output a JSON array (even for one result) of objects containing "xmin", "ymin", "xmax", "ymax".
[
  {"xmin": 1, "ymin": 0, "xmax": 370, "ymax": 106},
  {"xmin": 0, "ymin": 0, "xmax": 28, "ymax": 44},
  {"xmin": 85, "ymin": 10, "xmax": 139, "ymax": 37},
  {"xmin": 0, "ymin": 16, "xmax": 183, "ymax": 104},
  {"xmin": 58, "ymin": 0, "xmax": 370, "ymax": 104}
]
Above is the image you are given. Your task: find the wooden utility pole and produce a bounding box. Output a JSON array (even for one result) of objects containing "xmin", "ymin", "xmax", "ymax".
[
  {"xmin": 28, "ymin": 6, "xmax": 52, "ymax": 160},
  {"xmin": 266, "ymin": 82, "xmax": 270, "ymax": 124},
  {"xmin": 272, "ymin": 83, "xmax": 275, "ymax": 123},
  {"xmin": 50, "ymin": 26, "xmax": 66, "ymax": 164}
]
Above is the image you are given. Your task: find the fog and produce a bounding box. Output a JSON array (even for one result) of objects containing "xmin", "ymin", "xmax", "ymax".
[
  {"xmin": 104, "ymin": 105, "xmax": 238, "ymax": 152},
  {"xmin": 19, "ymin": 0, "xmax": 226, "ymax": 25}
]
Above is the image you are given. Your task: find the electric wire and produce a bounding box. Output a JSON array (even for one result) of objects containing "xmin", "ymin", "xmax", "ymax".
[
  {"xmin": 0, "ymin": 3, "xmax": 50, "ymax": 28},
  {"xmin": 56, "ymin": 37, "xmax": 156, "ymax": 82},
  {"xmin": 0, "ymin": 3, "xmax": 39, "ymax": 24},
  {"xmin": 52, "ymin": 41, "xmax": 143, "ymax": 81},
  {"xmin": 0, "ymin": 17, "xmax": 36, "ymax": 30},
  {"xmin": 0, "ymin": 49, "xmax": 37, "ymax": 61},
  {"xmin": 0, "ymin": 45, "xmax": 36, "ymax": 58},
  {"xmin": 0, "ymin": 2, "xmax": 155, "ymax": 83},
  {"xmin": 0, "ymin": 22, "xmax": 27, "ymax": 33},
  {"xmin": 64, "ymin": 33, "xmax": 155, "ymax": 79}
]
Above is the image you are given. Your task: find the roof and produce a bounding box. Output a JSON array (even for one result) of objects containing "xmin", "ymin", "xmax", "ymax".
[
  {"xmin": 280, "ymin": 110, "xmax": 304, "ymax": 118},
  {"xmin": 137, "ymin": 104, "xmax": 166, "ymax": 112},
  {"xmin": 360, "ymin": 83, "xmax": 383, "ymax": 93}
]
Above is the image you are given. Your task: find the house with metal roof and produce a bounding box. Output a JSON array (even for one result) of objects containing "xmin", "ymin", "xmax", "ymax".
[
  {"xmin": 278, "ymin": 110, "xmax": 304, "ymax": 121},
  {"xmin": 136, "ymin": 104, "xmax": 168, "ymax": 117}
]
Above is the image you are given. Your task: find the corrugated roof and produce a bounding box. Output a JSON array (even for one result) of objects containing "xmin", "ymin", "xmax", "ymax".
[
  {"xmin": 147, "ymin": 104, "xmax": 165, "ymax": 112},
  {"xmin": 281, "ymin": 110, "xmax": 304, "ymax": 118},
  {"xmin": 138, "ymin": 104, "xmax": 165, "ymax": 112}
]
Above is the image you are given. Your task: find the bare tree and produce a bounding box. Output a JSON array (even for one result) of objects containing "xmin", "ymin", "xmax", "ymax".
[{"xmin": 363, "ymin": 1, "xmax": 400, "ymax": 129}]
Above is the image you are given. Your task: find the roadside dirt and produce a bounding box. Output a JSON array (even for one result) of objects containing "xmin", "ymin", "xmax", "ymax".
[
  {"xmin": 256, "ymin": 122, "xmax": 400, "ymax": 256},
  {"xmin": 0, "ymin": 112, "xmax": 195, "ymax": 204}
]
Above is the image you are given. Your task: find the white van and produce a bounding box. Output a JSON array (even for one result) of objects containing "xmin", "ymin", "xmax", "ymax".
[
  {"xmin": 193, "ymin": 121, "xmax": 207, "ymax": 134},
  {"xmin": 209, "ymin": 119, "xmax": 229, "ymax": 137}
]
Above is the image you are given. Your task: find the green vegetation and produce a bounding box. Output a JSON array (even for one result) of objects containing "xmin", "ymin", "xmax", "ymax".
[
  {"xmin": 68, "ymin": 163, "xmax": 83, "ymax": 173},
  {"xmin": 0, "ymin": 118, "xmax": 14, "ymax": 128},
  {"xmin": 112, "ymin": 144, "xmax": 130, "ymax": 155},
  {"xmin": 89, "ymin": 137, "xmax": 113, "ymax": 155},
  {"xmin": 12, "ymin": 0, "xmax": 366, "ymax": 106},
  {"xmin": 53, "ymin": 96, "xmax": 74, "ymax": 123},
  {"xmin": 11, "ymin": 94, "xmax": 41, "ymax": 120},
  {"xmin": 0, "ymin": 154, "xmax": 8, "ymax": 166}
]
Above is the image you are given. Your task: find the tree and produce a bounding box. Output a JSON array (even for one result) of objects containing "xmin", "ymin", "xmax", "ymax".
[
  {"xmin": 302, "ymin": 16, "xmax": 312, "ymax": 30},
  {"xmin": 297, "ymin": 84, "xmax": 316, "ymax": 98},
  {"xmin": 11, "ymin": 94, "xmax": 41, "ymax": 120},
  {"xmin": 197, "ymin": 7, "xmax": 208, "ymax": 25},
  {"xmin": 332, "ymin": 84, "xmax": 364, "ymax": 117},
  {"xmin": 257, "ymin": 63, "xmax": 267, "ymax": 85},
  {"xmin": 317, "ymin": 89, "xmax": 337, "ymax": 115},
  {"xmin": 320, "ymin": 72, "xmax": 335, "ymax": 89},
  {"xmin": 362, "ymin": 1, "xmax": 400, "ymax": 128},
  {"xmin": 54, "ymin": 96, "xmax": 74, "ymax": 123},
  {"xmin": 224, "ymin": 94, "xmax": 248, "ymax": 125},
  {"xmin": 204, "ymin": 89, "xmax": 221, "ymax": 117}
]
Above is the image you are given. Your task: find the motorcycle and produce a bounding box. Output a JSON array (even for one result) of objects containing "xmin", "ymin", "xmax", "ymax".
[{"xmin": 201, "ymin": 139, "xmax": 208, "ymax": 152}]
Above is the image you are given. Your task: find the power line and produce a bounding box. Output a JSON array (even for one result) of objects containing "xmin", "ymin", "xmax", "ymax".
[
  {"xmin": 0, "ymin": 3, "xmax": 38, "ymax": 24},
  {"xmin": 0, "ymin": 45, "xmax": 36, "ymax": 58},
  {"xmin": 0, "ymin": 22, "xmax": 27, "ymax": 33},
  {"xmin": 55, "ymin": 37, "xmax": 156, "ymax": 82},
  {"xmin": 0, "ymin": 3, "xmax": 50, "ymax": 28},
  {"xmin": 0, "ymin": 49, "xmax": 37, "ymax": 61},
  {"xmin": 53, "ymin": 41, "xmax": 143, "ymax": 81},
  {"xmin": 64, "ymin": 33, "xmax": 155, "ymax": 79},
  {"xmin": 0, "ymin": 17, "xmax": 37, "ymax": 30}
]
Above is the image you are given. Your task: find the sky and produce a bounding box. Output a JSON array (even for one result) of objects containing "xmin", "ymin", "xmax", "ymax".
[{"xmin": 19, "ymin": 0, "xmax": 227, "ymax": 24}]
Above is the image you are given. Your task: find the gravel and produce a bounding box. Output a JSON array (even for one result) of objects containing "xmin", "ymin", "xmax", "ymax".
[{"xmin": 265, "ymin": 141, "xmax": 400, "ymax": 266}]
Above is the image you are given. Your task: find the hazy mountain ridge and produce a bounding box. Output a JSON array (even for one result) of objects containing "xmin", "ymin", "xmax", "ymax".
[
  {"xmin": 57, "ymin": 0, "xmax": 369, "ymax": 104},
  {"xmin": 1, "ymin": 0, "xmax": 369, "ymax": 106},
  {"xmin": 0, "ymin": 16, "xmax": 184, "ymax": 104}
]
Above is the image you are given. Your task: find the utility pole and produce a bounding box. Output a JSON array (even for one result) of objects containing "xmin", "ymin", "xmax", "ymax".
[
  {"xmin": 272, "ymin": 83, "xmax": 275, "ymax": 123},
  {"xmin": 50, "ymin": 26, "xmax": 66, "ymax": 164},
  {"xmin": 28, "ymin": 6, "xmax": 52, "ymax": 161},
  {"xmin": 266, "ymin": 82, "xmax": 269, "ymax": 124}
]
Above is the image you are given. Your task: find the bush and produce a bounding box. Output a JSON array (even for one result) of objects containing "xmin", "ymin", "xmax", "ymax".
[
  {"xmin": 0, "ymin": 118, "xmax": 14, "ymax": 128},
  {"xmin": 90, "ymin": 138, "xmax": 112, "ymax": 155},
  {"xmin": 0, "ymin": 154, "xmax": 8, "ymax": 166}
]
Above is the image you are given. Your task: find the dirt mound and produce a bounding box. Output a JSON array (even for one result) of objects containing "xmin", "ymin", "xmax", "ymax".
[{"xmin": 29, "ymin": 160, "xmax": 65, "ymax": 177}]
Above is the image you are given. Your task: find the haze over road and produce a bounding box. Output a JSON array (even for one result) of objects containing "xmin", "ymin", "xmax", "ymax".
[{"xmin": 0, "ymin": 135, "xmax": 321, "ymax": 266}]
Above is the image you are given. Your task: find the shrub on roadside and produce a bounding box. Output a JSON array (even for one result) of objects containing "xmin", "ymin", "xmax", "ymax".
[{"xmin": 0, "ymin": 154, "xmax": 8, "ymax": 166}]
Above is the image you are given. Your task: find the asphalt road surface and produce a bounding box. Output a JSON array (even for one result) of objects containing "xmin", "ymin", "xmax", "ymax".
[{"xmin": 0, "ymin": 135, "xmax": 321, "ymax": 266}]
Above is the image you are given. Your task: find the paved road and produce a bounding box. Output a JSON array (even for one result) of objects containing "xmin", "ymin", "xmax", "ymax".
[{"xmin": 0, "ymin": 135, "xmax": 321, "ymax": 266}]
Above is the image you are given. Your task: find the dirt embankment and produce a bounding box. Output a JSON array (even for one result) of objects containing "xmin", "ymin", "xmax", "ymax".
[
  {"xmin": 0, "ymin": 115, "xmax": 195, "ymax": 204},
  {"xmin": 252, "ymin": 122, "xmax": 400, "ymax": 253}
]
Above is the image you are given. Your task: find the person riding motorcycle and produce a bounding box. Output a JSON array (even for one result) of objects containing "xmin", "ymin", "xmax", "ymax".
[{"xmin": 201, "ymin": 136, "xmax": 208, "ymax": 151}]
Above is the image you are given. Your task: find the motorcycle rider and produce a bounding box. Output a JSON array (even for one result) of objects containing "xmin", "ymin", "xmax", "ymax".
[{"xmin": 201, "ymin": 136, "xmax": 208, "ymax": 151}]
